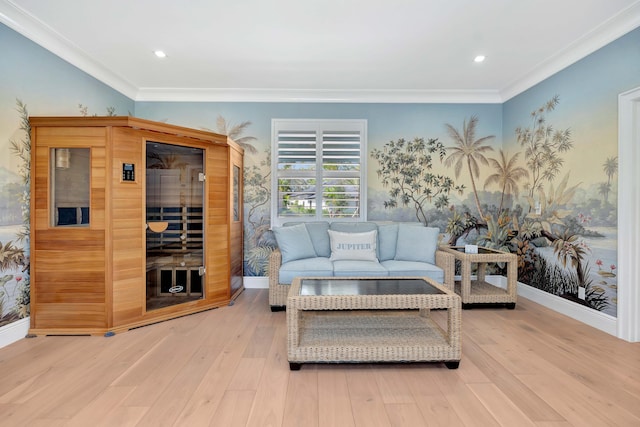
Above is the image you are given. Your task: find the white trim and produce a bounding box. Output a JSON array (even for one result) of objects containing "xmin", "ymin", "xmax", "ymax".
[
  {"xmin": 0, "ymin": 317, "xmax": 29, "ymax": 349},
  {"xmin": 482, "ymin": 276, "xmax": 616, "ymax": 336},
  {"xmin": 243, "ymin": 276, "xmax": 268, "ymax": 289},
  {"xmin": 515, "ymin": 282, "xmax": 617, "ymax": 336},
  {"xmin": 500, "ymin": 2, "xmax": 640, "ymax": 101},
  {"xmin": 617, "ymin": 86, "xmax": 640, "ymax": 342},
  {"xmin": 135, "ymin": 88, "xmax": 503, "ymax": 104}
]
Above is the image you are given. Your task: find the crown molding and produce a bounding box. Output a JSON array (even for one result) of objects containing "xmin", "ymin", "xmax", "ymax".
[
  {"xmin": 0, "ymin": 0, "xmax": 138, "ymax": 99},
  {"xmin": 500, "ymin": 1, "xmax": 640, "ymax": 101},
  {"xmin": 135, "ymin": 87, "xmax": 503, "ymax": 104}
]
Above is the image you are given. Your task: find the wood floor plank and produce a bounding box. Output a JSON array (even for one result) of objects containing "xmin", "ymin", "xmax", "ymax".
[
  {"xmin": 210, "ymin": 390, "xmax": 255, "ymax": 427},
  {"xmin": 345, "ymin": 366, "xmax": 392, "ymax": 427},
  {"xmin": 492, "ymin": 309, "xmax": 640, "ymax": 420},
  {"xmin": 172, "ymin": 297, "xmax": 265, "ymax": 426},
  {"xmin": 399, "ymin": 365, "xmax": 466, "ymax": 427},
  {"xmin": 228, "ymin": 357, "xmax": 267, "ymax": 391},
  {"xmin": 384, "ymin": 402, "xmax": 427, "ymax": 427},
  {"xmin": 317, "ymin": 367, "xmax": 356, "ymax": 427},
  {"xmin": 97, "ymin": 406, "xmax": 149, "ymax": 427},
  {"xmin": 245, "ymin": 321, "xmax": 289, "ymax": 427},
  {"xmin": 282, "ymin": 367, "xmax": 319, "ymax": 427},
  {"xmin": 518, "ymin": 371, "xmax": 640, "ymax": 426},
  {"xmin": 462, "ymin": 338, "xmax": 565, "ymax": 422},
  {"xmin": 66, "ymin": 385, "xmax": 136, "ymax": 427},
  {"xmin": 374, "ymin": 365, "xmax": 418, "ymax": 405},
  {"xmin": 467, "ymin": 382, "xmax": 537, "ymax": 427},
  {"xmin": 431, "ymin": 369, "xmax": 501, "ymax": 427}
]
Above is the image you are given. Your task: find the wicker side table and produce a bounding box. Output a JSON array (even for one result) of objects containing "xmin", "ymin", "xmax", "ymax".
[
  {"xmin": 440, "ymin": 246, "xmax": 518, "ymax": 309},
  {"xmin": 286, "ymin": 277, "xmax": 461, "ymax": 370}
]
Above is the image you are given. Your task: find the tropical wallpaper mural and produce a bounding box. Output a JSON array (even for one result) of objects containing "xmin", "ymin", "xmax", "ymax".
[
  {"xmin": 1, "ymin": 22, "xmax": 639, "ymax": 334},
  {"xmin": 231, "ymin": 97, "xmax": 618, "ymax": 316}
]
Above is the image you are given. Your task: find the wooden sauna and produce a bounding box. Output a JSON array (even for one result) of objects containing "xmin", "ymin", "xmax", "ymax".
[{"xmin": 29, "ymin": 116, "xmax": 244, "ymax": 335}]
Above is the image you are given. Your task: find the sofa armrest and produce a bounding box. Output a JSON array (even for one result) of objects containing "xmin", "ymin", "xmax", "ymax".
[
  {"xmin": 269, "ymin": 248, "xmax": 282, "ymax": 284},
  {"xmin": 268, "ymin": 248, "xmax": 290, "ymax": 308},
  {"xmin": 435, "ymin": 248, "xmax": 455, "ymax": 291}
]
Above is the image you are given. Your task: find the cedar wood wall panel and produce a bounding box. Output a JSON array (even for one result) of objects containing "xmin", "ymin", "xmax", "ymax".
[
  {"xmin": 110, "ymin": 127, "xmax": 145, "ymax": 327},
  {"xmin": 31, "ymin": 126, "xmax": 107, "ymax": 329},
  {"xmin": 205, "ymin": 145, "xmax": 231, "ymax": 302}
]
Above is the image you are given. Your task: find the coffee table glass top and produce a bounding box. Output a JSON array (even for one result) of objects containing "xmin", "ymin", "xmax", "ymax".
[{"xmin": 299, "ymin": 278, "xmax": 444, "ymax": 296}]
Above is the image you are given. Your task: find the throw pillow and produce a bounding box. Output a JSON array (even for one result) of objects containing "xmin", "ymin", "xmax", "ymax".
[
  {"xmin": 377, "ymin": 223, "xmax": 398, "ymax": 261},
  {"xmin": 394, "ymin": 224, "xmax": 439, "ymax": 264},
  {"xmin": 328, "ymin": 229, "xmax": 378, "ymax": 262},
  {"xmin": 283, "ymin": 222, "xmax": 331, "ymax": 257},
  {"xmin": 272, "ymin": 223, "xmax": 317, "ymax": 263}
]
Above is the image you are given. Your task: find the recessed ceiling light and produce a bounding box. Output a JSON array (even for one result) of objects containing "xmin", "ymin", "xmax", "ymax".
[
  {"xmin": 474, "ymin": 55, "xmax": 486, "ymax": 63},
  {"xmin": 154, "ymin": 50, "xmax": 167, "ymax": 58}
]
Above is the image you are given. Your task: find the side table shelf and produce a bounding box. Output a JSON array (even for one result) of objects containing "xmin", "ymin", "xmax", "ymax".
[{"xmin": 441, "ymin": 246, "xmax": 518, "ymax": 309}]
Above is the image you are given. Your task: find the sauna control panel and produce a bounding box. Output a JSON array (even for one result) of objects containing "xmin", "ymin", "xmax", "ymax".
[{"xmin": 122, "ymin": 163, "xmax": 135, "ymax": 181}]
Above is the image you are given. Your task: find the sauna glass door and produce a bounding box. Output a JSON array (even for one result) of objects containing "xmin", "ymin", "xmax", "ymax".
[{"xmin": 145, "ymin": 141, "xmax": 204, "ymax": 311}]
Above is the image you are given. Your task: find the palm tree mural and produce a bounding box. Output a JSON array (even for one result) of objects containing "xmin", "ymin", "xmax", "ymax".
[
  {"xmin": 483, "ymin": 150, "xmax": 529, "ymax": 214},
  {"xmin": 444, "ymin": 115, "xmax": 495, "ymax": 220},
  {"xmin": 602, "ymin": 156, "xmax": 617, "ymax": 203},
  {"xmin": 3, "ymin": 99, "xmax": 31, "ymax": 324},
  {"xmin": 597, "ymin": 182, "xmax": 611, "ymax": 203},
  {"xmin": 515, "ymin": 95, "xmax": 573, "ymax": 201},
  {"xmin": 212, "ymin": 115, "xmax": 258, "ymax": 155}
]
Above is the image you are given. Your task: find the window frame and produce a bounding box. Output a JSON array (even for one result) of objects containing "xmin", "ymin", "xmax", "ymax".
[{"xmin": 271, "ymin": 119, "xmax": 367, "ymax": 227}]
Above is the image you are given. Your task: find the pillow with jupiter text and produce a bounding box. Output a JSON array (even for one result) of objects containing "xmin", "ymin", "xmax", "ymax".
[{"xmin": 328, "ymin": 229, "xmax": 378, "ymax": 262}]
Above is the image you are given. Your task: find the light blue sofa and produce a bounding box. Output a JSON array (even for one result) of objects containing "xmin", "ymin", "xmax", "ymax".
[{"xmin": 268, "ymin": 221, "xmax": 455, "ymax": 310}]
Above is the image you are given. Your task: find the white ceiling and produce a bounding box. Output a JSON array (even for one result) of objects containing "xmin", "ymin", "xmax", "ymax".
[{"xmin": 2, "ymin": 0, "xmax": 640, "ymax": 103}]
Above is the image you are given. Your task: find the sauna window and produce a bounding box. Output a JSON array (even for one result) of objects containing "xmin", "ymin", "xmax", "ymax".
[{"xmin": 50, "ymin": 148, "xmax": 90, "ymax": 227}]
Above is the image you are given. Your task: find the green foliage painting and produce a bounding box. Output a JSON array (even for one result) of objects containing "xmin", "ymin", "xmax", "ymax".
[
  {"xmin": 371, "ymin": 137, "xmax": 464, "ymax": 225},
  {"xmin": 0, "ymin": 100, "xmax": 31, "ymax": 326}
]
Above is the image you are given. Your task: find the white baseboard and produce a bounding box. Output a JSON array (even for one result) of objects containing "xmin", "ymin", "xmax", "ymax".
[
  {"xmin": 243, "ymin": 276, "xmax": 269, "ymax": 289},
  {"xmin": 482, "ymin": 275, "xmax": 617, "ymax": 336},
  {"xmin": 0, "ymin": 317, "xmax": 30, "ymax": 349}
]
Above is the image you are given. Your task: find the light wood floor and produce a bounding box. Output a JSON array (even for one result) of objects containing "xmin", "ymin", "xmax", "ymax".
[{"xmin": 1, "ymin": 289, "xmax": 639, "ymax": 426}]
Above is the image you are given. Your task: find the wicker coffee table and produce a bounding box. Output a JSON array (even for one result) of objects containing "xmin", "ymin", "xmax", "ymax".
[
  {"xmin": 286, "ymin": 277, "xmax": 461, "ymax": 370},
  {"xmin": 440, "ymin": 246, "xmax": 518, "ymax": 309}
]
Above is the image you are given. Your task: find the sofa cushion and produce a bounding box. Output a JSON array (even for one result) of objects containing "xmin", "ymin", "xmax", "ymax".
[
  {"xmin": 333, "ymin": 260, "xmax": 388, "ymax": 277},
  {"xmin": 284, "ymin": 221, "xmax": 331, "ymax": 257},
  {"xmin": 329, "ymin": 222, "xmax": 378, "ymax": 233},
  {"xmin": 272, "ymin": 223, "xmax": 317, "ymax": 263},
  {"xmin": 394, "ymin": 224, "xmax": 439, "ymax": 264},
  {"xmin": 381, "ymin": 260, "xmax": 444, "ymax": 283},
  {"xmin": 328, "ymin": 229, "xmax": 378, "ymax": 262},
  {"xmin": 377, "ymin": 223, "xmax": 398, "ymax": 261},
  {"xmin": 305, "ymin": 222, "xmax": 331, "ymax": 257},
  {"xmin": 279, "ymin": 257, "xmax": 334, "ymax": 285}
]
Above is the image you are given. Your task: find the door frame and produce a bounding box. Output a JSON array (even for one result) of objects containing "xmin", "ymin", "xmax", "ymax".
[{"xmin": 617, "ymin": 86, "xmax": 640, "ymax": 342}]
